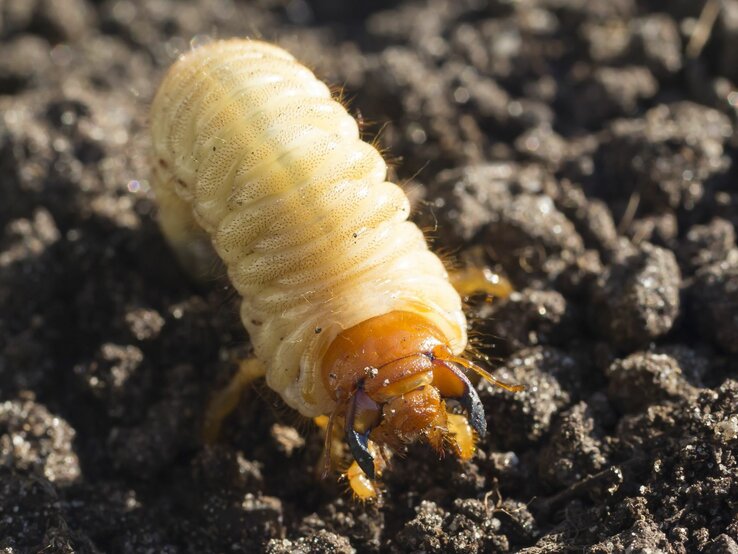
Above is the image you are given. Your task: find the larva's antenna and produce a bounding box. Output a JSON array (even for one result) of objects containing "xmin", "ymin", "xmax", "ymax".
[
  {"xmin": 460, "ymin": 357, "xmax": 525, "ymax": 392},
  {"xmin": 432, "ymin": 347, "xmax": 524, "ymax": 393}
]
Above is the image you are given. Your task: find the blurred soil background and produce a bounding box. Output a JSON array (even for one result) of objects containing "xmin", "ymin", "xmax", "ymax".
[{"xmin": 1, "ymin": 0, "xmax": 738, "ymax": 552}]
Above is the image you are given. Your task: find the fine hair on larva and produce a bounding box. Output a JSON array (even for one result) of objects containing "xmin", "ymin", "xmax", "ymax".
[{"xmin": 150, "ymin": 39, "xmax": 467, "ymax": 416}]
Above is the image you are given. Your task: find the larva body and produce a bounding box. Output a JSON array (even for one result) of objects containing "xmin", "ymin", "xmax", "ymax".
[
  {"xmin": 151, "ymin": 40, "xmax": 465, "ymax": 415},
  {"xmin": 151, "ymin": 39, "xmax": 520, "ymax": 494}
]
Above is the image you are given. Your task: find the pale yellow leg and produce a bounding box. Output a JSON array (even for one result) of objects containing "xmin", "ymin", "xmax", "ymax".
[
  {"xmin": 202, "ymin": 358, "xmax": 266, "ymax": 443},
  {"xmin": 449, "ymin": 266, "xmax": 512, "ymax": 300}
]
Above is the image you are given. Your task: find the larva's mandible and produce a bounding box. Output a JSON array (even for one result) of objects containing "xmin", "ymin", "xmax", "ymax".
[{"xmin": 150, "ymin": 39, "xmax": 519, "ymax": 497}]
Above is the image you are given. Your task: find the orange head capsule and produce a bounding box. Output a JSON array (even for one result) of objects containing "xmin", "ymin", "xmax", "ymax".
[{"xmin": 321, "ymin": 311, "xmax": 523, "ymax": 480}]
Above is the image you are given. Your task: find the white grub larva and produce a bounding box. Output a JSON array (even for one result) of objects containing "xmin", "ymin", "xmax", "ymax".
[{"xmin": 150, "ymin": 39, "xmax": 521, "ymax": 498}]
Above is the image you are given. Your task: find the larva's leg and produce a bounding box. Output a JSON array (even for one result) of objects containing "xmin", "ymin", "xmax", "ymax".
[
  {"xmin": 449, "ymin": 266, "xmax": 512, "ymax": 300},
  {"xmin": 155, "ymin": 184, "xmax": 221, "ymax": 282},
  {"xmin": 202, "ymin": 358, "xmax": 266, "ymax": 442}
]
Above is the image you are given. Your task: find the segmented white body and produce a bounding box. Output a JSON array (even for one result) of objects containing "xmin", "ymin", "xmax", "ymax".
[{"xmin": 150, "ymin": 39, "xmax": 466, "ymax": 416}]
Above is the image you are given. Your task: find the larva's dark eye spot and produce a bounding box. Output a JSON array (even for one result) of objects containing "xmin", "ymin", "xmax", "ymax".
[{"xmin": 149, "ymin": 38, "xmax": 490, "ymax": 499}]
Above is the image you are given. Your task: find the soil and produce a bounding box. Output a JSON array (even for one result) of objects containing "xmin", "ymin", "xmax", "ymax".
[{"xmin": 1, "ymin": 0, "xmax": 737, "ymax": 552}]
